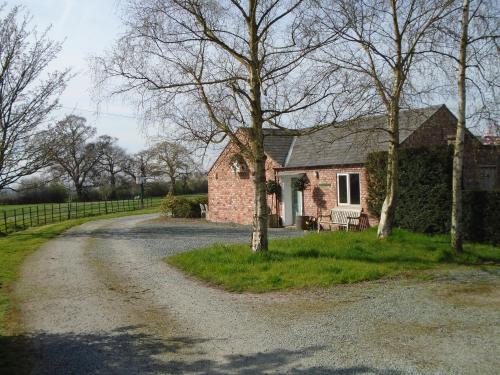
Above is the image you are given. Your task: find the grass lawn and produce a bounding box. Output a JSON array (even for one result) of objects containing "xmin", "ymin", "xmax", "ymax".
[
  {"xmin": 0, "ymin": 205, "xmax": 160, "ymax": 335},
  {"xmin": 166, "ymin": 228, "xmax": 500, "ymax": 293}
]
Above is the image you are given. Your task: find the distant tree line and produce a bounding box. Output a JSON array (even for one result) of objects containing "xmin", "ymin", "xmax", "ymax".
[
  {"xmin": 0, "ymin": 111, "xmax": 206, "ymax": 205},
  {"xmin": 0, "ymin": 5, "xmax": 206, "ymax": 205},
  {"xmin": 0, "ymin": 173, "xmax": 207, "ymax": 205}
]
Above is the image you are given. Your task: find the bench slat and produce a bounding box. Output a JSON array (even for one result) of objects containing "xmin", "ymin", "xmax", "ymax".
[{"xmin": 317, "ymin": 207, "xmax": 362, "ymax": 232}]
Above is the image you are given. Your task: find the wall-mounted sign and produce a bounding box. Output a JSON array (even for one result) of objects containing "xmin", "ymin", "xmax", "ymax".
[{"xmin": 319, "ymin": 183, "xmax": 331, "ymax": 188}]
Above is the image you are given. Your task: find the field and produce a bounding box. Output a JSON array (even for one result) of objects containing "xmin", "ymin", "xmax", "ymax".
[
  {"xmin": 0, "ymin": 194, "xmax": 206, "ymax": 233},
  {"xmin": 0, "ymin": 197, "xmax": 161, "ymax": 233},
  {"xmin": 0, "ymin": 196, "xmax": 164, "ymax": 211}
]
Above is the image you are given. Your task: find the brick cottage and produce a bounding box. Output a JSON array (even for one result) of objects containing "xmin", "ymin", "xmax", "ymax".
[{"xmin": 207, "ymin": 105, "xmax": 499, "ymax": 227}]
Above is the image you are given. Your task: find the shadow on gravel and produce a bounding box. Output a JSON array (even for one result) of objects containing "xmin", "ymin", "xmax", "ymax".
[
  {"xmin": 1, "ymin": 326, "xmax": 402, "ymax": 375},
  {"xmin": 59, "ymin": 224, "xmax": 301, "ymax": 242}
]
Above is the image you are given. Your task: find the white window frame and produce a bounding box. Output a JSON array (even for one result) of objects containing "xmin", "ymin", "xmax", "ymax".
[{"xmin": 337, "ymin": 173, "xmax": 361, "ymax": 206}]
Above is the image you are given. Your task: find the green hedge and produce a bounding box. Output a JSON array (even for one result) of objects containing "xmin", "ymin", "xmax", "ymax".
[
  {"xmin": 366, "ymin": 146, "xmax": 500, "ymax": 245},
  {"xmin": 160, "ymin": 194, "xmax": 208, "ymax": 218},
  {"xmin": 463, "ymin": 191, "xmax": 500, "ymax": 245}
]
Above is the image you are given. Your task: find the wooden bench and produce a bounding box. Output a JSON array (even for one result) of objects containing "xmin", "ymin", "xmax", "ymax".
[{"xmin": 317, "ymin": 207, "xmax": 362, "ymax": 232}]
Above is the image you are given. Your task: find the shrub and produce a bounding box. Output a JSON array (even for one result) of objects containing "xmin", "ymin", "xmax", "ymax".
[
  {"xmin": 160, "ymin": 193, "xmax": 176, "ymax": 215},
  {"xmin": 367, "ymin": 146, "xmax": 453, "ymax": 234},
  {"xmin": 160, "ymin": 194, "xmax": 208, "ymax": 218},
  {"xmin": 366, "ymin": 146, "xmax": 499, "ymax": 244},
  {"xmin": 463, "ymin": 190, "xmax": 500, "ymax": 245}
]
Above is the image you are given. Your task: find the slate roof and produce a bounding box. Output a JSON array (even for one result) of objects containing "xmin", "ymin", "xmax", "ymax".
[
  {"xmin": 262, "ymin": 105, "xmax": 446, "ymax": 168},
  {"xmin": 262, "ymin": 129, "xmax": 295, "ymax": 165}
]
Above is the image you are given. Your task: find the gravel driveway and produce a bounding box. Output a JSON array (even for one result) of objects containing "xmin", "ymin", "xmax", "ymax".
[{"xmin": 12, "ymin": 214, "xmax": 500, "ymax": 374}]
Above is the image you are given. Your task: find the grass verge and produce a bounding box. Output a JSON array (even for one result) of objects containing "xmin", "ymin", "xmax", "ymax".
[
  {"xmin": 0, "ymin": 206, "xmax": 159, "ymax": 335},
  {"xmin": 166, "ymin": 228, "xmax": 499, "ymax": 293}
]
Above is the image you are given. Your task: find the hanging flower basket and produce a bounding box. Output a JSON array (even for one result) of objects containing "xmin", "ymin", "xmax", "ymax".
[
  {"xmin": 292, "ymin": 175, "xmax": 309, "ymax": 191},
  {"xmin": 266, "ymin": 180, "xmax": 281, "ymax": 196}
]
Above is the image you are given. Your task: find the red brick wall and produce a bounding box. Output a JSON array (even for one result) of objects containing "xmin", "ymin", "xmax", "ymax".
[
  {"xmin": 402, "ymin": 106, "xmax": 499, "ymax": 189},
  {"xmin": 279, "ymin": 166, "xmax": 374, "ymax": 227},
  {"xmin": 207, "ymin": 142, "xmax": 278, "ymax": 225},
  {"xmin": 402, "ymin": 106, "xmax": 457, "ymax": 148}
]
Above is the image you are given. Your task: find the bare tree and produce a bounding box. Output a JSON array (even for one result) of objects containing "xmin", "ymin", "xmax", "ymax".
[
  {"xmin": 432, "ymin": 0, "xmax": 499, "ymax": 251},
  {"xmin": 44, "ymin": 115, "xmax": 105, "ymax": 200},
  {"xmin": 93, "ymin": 0, "xmax": 364, "ymax": 251},
  {"xmin": 122, "ymin": 150, "xmax": 157, "ymax": 181},
  {"xmin": 98, "ymin": 135, "xmax": 128, "ymax": 199},
  {"xmin": 151, "ymin": 141, "xmax": 197, "ymax": 194},
  {"xmin": 122, "ymin": 149, "xmax": 158, "ymax": 206},
  {"xmin": 0, "ymin": 5, "xmax": 70, "ymax": 190},
  {"xmin": 316, "ymin": 0, "xmax": 455, "ymax": 238}
]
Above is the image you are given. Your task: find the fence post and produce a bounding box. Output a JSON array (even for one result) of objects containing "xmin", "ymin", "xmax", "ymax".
[
  {"xmin": 59, "ymin": 203, "xmax": 62, "ymax": 222},
  {"xmin": 29, "ymin": 207, "xmax": 33, "ymax": 227},
  {"xmin": 43, "ymin": 204, "xmax": 47, "ymax": 225},
  {"xmin": 3, "ymin": 211, "xmax": 7, "ymax": 233},
  {"xmin": 76, "ymin": 202, "xmax": 78, "ymax": 218},
  {"xmin": 68, "ymin": 202, "xmax": 71, "ymax": 220},
  {"xmin": 36, "ymin": 206, "xmax": 39, "ymax": 225},
  {"xmin": 22, "ymin": 207, "xmax": 26, "ymax": 228},
  {"xmin": 14, "ymin": 208, "xmax": 17, "ymax": 229},
  {"xmin": 105, "ymin": 200, "xmax": 108, "ymax": 214}
]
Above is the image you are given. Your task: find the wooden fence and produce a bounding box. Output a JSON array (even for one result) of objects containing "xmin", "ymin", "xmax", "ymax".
[{"xmin": 1, "ymin": 197, "xmax": 157, "ymax": 234}]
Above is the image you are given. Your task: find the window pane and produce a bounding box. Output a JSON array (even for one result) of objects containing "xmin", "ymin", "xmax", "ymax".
[
  {"xmin": 338, "ymin": 175, "xmax": 348, "ymax": 204},
  {"xmin": 349, "ymin": 174, "xmax": 360, "ymax": 205}
]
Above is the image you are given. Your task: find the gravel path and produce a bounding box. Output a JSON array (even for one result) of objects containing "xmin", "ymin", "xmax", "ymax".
[{"xmin": 13, "ymin": 214, "xmax": 500, "ymax": 374}]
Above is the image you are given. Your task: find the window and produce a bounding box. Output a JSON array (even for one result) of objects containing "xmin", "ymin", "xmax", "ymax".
[{"xmin": 337, "ymin": 173, "xmax": 361, "ymax": 205}]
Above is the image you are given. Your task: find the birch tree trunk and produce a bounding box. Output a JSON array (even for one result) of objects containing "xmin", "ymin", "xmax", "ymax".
[
  {"xmin": 252, "ymin": 152, "xmax": 269, "ymax": 252},
  {"xmin": 248, "ymin": 0, "xmax": 268, "ymax": 251},
  {"xmin": 378, "ymin": 105, "xmax": 400, "ymax": 238},
  {"xmin": 451, "ymin": 0, "xmax": 470, "ymax": 252}
]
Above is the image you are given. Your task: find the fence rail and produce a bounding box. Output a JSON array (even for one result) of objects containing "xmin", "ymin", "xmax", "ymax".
[{"xmin": 1, "ymin": 197, "xmax": 158, "ymax": 234}]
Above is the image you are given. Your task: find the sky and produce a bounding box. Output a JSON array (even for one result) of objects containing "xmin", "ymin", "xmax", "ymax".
[
  {"xmin": 13, "ymin": 0, "xmax": 151, "ymax": 153},
  {"xmin": 9, "ymin": 0, "xmax": 494, "ymax": 159}
]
